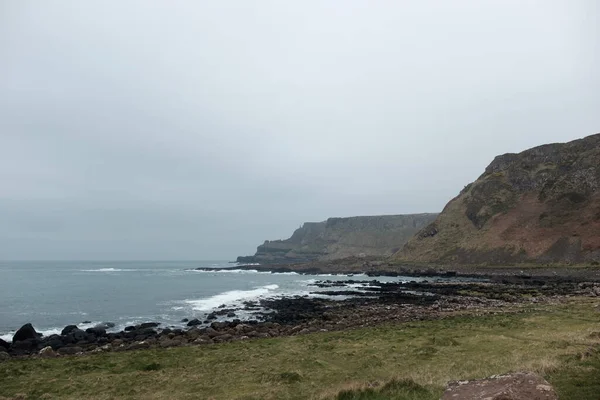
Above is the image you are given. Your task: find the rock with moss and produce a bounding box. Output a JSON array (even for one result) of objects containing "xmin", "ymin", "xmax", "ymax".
[{"xmin": 395, "ymin": 133, "xmax": 600, "ymax": 266}]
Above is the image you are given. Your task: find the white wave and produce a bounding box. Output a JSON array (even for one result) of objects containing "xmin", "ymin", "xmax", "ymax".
[
  {"xmin": 81, "ymin": 268, "xmax": 138, "ymax": 272},
  {"xmin": 184, "ymin": 284, "xmax": 279, "ymax": 311},
  {"xmin": 190, "ymin": 268, "xmax": 265, "ymax": 274}
]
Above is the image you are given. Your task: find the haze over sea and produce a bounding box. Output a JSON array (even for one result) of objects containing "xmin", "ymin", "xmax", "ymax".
[{"xmin": 0, "ymin": 260, "xmax": 411, "ymax": 342}]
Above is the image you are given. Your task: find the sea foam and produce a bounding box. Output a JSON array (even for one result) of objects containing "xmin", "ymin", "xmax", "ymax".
[{"xmin": 184, "ymin": 284, "xmax": 279, "ymax": 311}]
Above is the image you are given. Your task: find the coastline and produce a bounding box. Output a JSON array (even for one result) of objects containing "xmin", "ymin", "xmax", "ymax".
[{"xmin": 3, "ymin": 266, "xmax": 599, "ymax": 359}]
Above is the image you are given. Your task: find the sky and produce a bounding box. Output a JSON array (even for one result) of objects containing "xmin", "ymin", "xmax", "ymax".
[{"xmin": 0, "ymin": 1, "xmax": 599, "ymax": 260}]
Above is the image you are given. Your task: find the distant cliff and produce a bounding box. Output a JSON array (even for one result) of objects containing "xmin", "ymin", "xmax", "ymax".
[
  {"xmin": 394, "ymin": 133, "xmax": 600, "ymax": 266},
  {"xmin": 237, "ymin": 214, "xmax": 438, "ymax": 264}
]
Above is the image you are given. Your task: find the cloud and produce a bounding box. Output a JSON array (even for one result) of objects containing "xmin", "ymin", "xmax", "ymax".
[{"xmin": 0, "ymin": 0, "xmax": 598, "ymax": 259}]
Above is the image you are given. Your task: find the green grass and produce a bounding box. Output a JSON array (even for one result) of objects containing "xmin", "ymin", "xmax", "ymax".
[{"xmin": 1, "ymin": 299, "xmax": 599, "ymax": 400}]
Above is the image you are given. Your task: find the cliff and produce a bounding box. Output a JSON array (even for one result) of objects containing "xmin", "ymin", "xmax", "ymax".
[
  {"xmin": 237, "ymin": 214, "xmax": 438, "ymax": 264},
  {"xmin": 394, "ymin": 133, "xmax": 600, "ymax": 265}
]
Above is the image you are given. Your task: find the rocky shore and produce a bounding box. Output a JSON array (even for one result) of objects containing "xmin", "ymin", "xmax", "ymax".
[{"xmin": 2, "ymin": 274, "xmax": 599, "ymax": 361}]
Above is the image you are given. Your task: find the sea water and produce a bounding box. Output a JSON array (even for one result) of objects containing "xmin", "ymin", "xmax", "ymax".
[{"xmin": 0, "ymin": 260, "xmax": 419, "ymax": 341}]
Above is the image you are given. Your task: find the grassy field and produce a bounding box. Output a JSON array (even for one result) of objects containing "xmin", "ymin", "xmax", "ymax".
[{"xmin": 1, "ymin": 299, "xmax": 599, "ymax": 400}]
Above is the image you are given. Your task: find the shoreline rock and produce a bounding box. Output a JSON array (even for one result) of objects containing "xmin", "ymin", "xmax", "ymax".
[{"xmin": 1, "ymin": 275, "xmax": 597, "ymax": 360}]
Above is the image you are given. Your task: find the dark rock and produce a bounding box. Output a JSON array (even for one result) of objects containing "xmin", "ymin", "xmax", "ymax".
[
  {"xmin": 124, "ymin": 326, "xmax": 136, "ymax": 332},
  {"xmin": 61, "ymin": 325, "xmax": 80, "ymax": 336},
  {"xmin": 13, "ymin": 323, "xmax": 40, "ymax": 342},
  {"xmin": 86, "ymin": 327, "xmax": 107, "ymax": 337},
  {"xmin": 181, "ymin": 318, "xmax": 189, "ymax": 323},
  {"xmin": 139, "ymin": 322, "xmax": 160, "ymax": 329},
  {"xmin": 11, "ymin": 338, "xmax": 39, "ymax": 353},
  {"xmin": 186, "ymin": 319, "xmax": 202, "ymax": 326},
  {"xmin": 66, "ymin": 328, "xmax": 88, "ymax": 343},
  {"xmin": 42, "ymin": 334, "xmax": 65, "ymax": 350},
  {"xmin": 226, "ymin": 312, "xmax": 236, "ymax": 318},
  {"xmin": 0, "ymin": 338, "xmax": 10, "ymax": 350},
  {"xmin": 210, "ymin": 321, "xmax": 228, "ymax": 330}
]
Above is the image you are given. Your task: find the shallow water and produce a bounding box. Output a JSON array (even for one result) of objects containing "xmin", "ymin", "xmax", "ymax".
[{"xmin": 0, "ymin": 260, "xmax": 418, "ymax": 341}]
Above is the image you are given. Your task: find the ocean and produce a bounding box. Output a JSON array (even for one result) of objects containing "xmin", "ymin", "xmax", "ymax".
[{"xmin": 0, "ymin": 260, "xmax": 416, "ymax": 342}]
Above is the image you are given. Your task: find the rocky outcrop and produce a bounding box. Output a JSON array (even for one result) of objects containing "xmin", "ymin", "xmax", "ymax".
[
  {"xmin": 395, "ymin": 133, "xmax": 600, "ymax": 266},
  {"xmin": 237, "ymin": 214, "xmax": 438, "ymax": 264},
  {"xmin": 442, "ymin": 372, "xmax": 558, "ymax": 399}
]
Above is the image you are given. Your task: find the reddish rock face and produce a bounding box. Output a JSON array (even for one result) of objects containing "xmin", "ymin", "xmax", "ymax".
[
  {"xmin": 441, "ymin": 372, "xmax": 558, "ymax": 400},
  {"xmin": 396, "ymin": 133, "xmax": 600, "ymax": 266}
]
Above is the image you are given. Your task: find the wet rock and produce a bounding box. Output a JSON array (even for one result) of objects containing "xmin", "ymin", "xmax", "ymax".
[
  {"xmin": 181, "ymin": 318, "xmax": 189, "ymax": 323},
  {"xmin": 61, "ymin": 325, "xmax": 80, "ymax": 336},
  {"xmin": 65, "ymin": 328, "xmax": 88, "ymax": 343},
  {"xmin": 0, "ymin": 338, "xmax": 10, "ymax": 350},
  {"xmin": 42, "ymin": 334, "xmax": 65, "ymax": 350},
  {"xmin": 86, "ymin": 327, "xmax": 107, "ymax": 337},
  {"xmin": 39, "ymin": 346, "xmax": 58, "ymax": 358},
  {"xmin": 13, "ymin": 323, "xmax": 40, "ymax": 342},
  {"xmin": 139, "ymin": 322, "xmax": 160, "ymax": 329},
  {"xmin": 124, "ymin": 326, "xmax": 136, "ymax": 332},
  {"xmin": 187, "ymin": 319, "xmax": 202, "ymax": 326},
  {"xmin": 441, "ymin": 372, "xmax": 558, "ymax": 400}
]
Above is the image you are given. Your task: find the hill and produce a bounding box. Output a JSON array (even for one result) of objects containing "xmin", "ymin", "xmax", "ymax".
[
  {"xmin": 237, "ymin": 214, "xmax": 438, "ymax": 264},
  {"xmin": 394, "ymin": 133, "xmax": 600, "ymax": 265}
]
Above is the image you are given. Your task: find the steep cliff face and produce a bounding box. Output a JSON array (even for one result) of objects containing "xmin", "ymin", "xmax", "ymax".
[
  {"xmin": 237, "ymin": 214, "xmax": 438, "ymax": 264},
  {"xmin": 394, "ymin": 133, "xmax": 600, "ymax": 265}
]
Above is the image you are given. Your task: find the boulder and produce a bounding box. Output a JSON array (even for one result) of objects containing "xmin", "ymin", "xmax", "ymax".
[
  {"xmin": 66, "ymin": 328, "xmax": 88, "ymax": 343},
  {"xmin": 441, "ymin": 372, "xmax": 558, "ymax": 400},
  {"xmin": 186, "ymin": 328, "xmax": 202, "ymax": 341},
  {"xmin": 41, "ymin": 334, "xmax": 65, "ymax": 350},
  {"xmin": 187, "ymin": 319, "xmax": 202, "ymax": 326},
  {"xmin": 0, "ymin": 352, "xmax": 10, "ymax": 362},
  {"xmin": 0, "ymin": 338, "xmax": 10, "ymax": 350},
  {"xmin": 12, "ymin": 323, "xmax": 40, "ymax": 342},
  {"xmin": 85, "ymin": 327, "xmax": 107, "ymax": 337},
  {"xmin": 39, "ymin": 346, "xmax": 58, "ymax": 358},
  {"xmin": 61, "ymin": 325, "xmax": 79, "ymax": 336}
]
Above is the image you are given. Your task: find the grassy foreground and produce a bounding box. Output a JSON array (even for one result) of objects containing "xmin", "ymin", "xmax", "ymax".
[{"xmin": 1, "ymin": 299, "xmax": 599, "ymax": 400}]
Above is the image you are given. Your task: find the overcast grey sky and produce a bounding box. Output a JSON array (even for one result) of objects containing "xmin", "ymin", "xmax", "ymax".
[{"xmin": 1, "ymin": 1, "xmax": 598, "ymax": 260}]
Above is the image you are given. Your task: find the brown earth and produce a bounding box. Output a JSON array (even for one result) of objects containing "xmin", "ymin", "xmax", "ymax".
[
  {"xmin": 394, "ymin": 133, "xmax": 600, "ymax": 266},
  {"xmin": 442, "ymin": 372, "xmax": 558, "ymax": 400}
]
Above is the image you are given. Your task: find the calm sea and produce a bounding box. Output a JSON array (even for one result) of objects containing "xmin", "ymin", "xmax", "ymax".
[{"xmin": 0, "ymin": 261, "xmax": 413, "ymax": 341}]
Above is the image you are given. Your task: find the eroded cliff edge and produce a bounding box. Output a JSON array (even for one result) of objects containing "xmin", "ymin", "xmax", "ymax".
[
  {"xmin": 394, "ymin": 133, "xmax": 600, "ymax": 266},
  {"xmin": 237, "ymin": 214, "xmax": 438, "ymax": 264}
]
